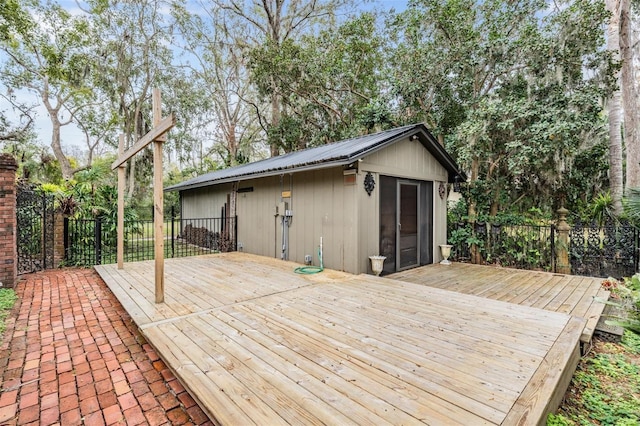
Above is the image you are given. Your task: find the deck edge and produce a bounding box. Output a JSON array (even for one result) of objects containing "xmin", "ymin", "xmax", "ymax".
[{"xmin": 501, "ymin": 315, "xmax": 584, "ymax": 426}]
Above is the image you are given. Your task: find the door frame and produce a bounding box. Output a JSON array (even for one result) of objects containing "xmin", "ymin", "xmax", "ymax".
[{"xmin": 396, "ymin": 180, "xmax": 420, "ymax": 271}]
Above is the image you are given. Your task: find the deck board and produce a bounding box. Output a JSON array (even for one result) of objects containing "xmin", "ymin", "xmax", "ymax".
[
  {"xmin": 95, "ymin": 253, "xmax": 590, "ymax": 425},
  {"xmin": 389, "ymin": 263, "xmax": 608, "ymax": 345}
]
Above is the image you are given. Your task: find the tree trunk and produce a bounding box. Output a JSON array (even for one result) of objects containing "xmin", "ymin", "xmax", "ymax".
[
  {"xmin": 270, "ymin": 90, "xmax": 281, "ymax": 157},
  {"xmin": 468, "ymin": 156, "xmax": 483, "ymax": 264},
  {"xmin": 621, "ymin": 0, "xmax": 640, "ymax": 189},
  {"xmin": 41, "ymin": 81, "xmax": 74, "ymax": 180},
  {"xmin": 229, "ymin": 181, "xmax": 238, "ymax": 246},
  {"xmin": 606, "ymin": 0, "xmax": 624, "ymax": 215},
  {"xmin": 50, "ymin": 117, "xmax": 74, "ymax": 180},
  {"xmin": 127, "ymin": 156, "xmax": 137, "ymax": 199}
]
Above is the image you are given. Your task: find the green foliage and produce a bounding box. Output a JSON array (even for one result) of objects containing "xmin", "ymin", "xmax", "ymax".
[
  {"xmin": 249, "ymin": 12, "xmax": 387, "ymax": 150},
  {"xmin": 551, "ymin": 333, "xmax": 640, "ymax": 425},
  {"xmin": 590, "ymin": 192, "xmax": 616, "ymax": 226},
  {"xmin": 1, "ymin": 141, "xmax": 64, "ymax": 184},
  {"xmin": 623, "ymin": 188, "xmax": 640, "ymax": 227},
  {"xmin": 621, "ymin": 331, "xmax": 640, "ymax": 354},
  {"xmin": 0, "ymin": 288, "xmax": 17, "ymax": 341},
  {"xmin": 388, "ymin": 0, "xmax": 615, "ymax": 217},
  {"xmin": 603, "ymin": 274, "xmax": 640, "ymax": 335},
  {"xmin": 547, "ymin": 413, "xmax": 571, "ymax": 426}
]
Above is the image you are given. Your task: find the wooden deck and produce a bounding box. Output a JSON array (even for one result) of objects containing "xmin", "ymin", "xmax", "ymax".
[
  {"xmin": 95, "ymin": 253, "xmax": 588, "ymax": 425},
  {"xmin": 389, "ymin": 263, "xmax": 609, "ymax": 346}
]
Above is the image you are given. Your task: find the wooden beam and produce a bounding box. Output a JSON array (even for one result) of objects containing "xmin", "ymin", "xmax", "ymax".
[
  {"xmin": 111, "ymin": 113, "xmax": 175, "ymax": 170},
  {"xmin": 153, "ymin": 89, "xmax": 165, "ymax": 303},
  {"xmin": 117, "ymin": 134, "xmax": 125, "ymax": 269}
]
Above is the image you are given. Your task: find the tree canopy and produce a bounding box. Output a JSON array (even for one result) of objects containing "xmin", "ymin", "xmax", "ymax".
[{"xmin": 0, "ymin": 0, "xmax": 636, "ymax": 221}]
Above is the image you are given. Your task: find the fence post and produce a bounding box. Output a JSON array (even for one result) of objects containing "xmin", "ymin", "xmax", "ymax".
[
  {"xmin": 95, "ymin": 217, "xmax": 102, "ymax": 265},
  {"xmin": 0, "ymin": 154, "xmax": 17, "ymax": 288},
  {"xmin": 550, "ymin": 224, "xmax": 556, "ymax": 272},
  {"xmin": 555, "ymin": 207, "xmax": 571, "ymax": 274},
  {"xmin": 171, "ymin": 206, "xmax": 175, "ymax": 258}
]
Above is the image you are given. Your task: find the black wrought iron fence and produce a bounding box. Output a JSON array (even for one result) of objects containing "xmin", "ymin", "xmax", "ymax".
[
  {"xmin": 569, "ymin": 219, "xmax": 638, "ymax": 279},
  {"xmin": 448, "ymin": 218, "xmax": 639, "ymax": 278},
  {"xmin": 448, "ymin": 222, "xmax": 555, "ymax": 271},
  {"xmin": 64, "ymin": 215, "xmax": 237, "ymax": 267}
]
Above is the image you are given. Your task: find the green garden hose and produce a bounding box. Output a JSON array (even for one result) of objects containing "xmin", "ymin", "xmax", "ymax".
[{"xmin": 294, "ymin": 246, "xmax": 324, "ymax": 274}]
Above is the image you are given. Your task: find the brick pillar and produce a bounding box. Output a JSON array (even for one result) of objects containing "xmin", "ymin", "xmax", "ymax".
[
  {"xmin": 0, "ymin": 154, "xmax": 17, "ymax": 288},
  {"xmin": 555, "ymin": 207, "xmax": 571, "ymax": 275},
  {"xmin": 53, "ymin": 213, "xmax": 66, "ymax": 267}
]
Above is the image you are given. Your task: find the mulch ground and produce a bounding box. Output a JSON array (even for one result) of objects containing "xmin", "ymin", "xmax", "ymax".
[{"xmin": 0, "ymin": 268, "xmax": 212, "ymax": 426}]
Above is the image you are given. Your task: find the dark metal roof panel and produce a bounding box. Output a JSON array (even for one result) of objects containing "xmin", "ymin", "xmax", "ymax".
[{"xmin": 166, "ymin": 124, "xmax": 465, "ymax": 192}]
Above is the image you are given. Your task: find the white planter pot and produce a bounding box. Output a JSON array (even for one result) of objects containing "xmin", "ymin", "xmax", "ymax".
[
  {"xmin": 439, "ymin": 244, "xmax": 453, "ymax": 265},
  {"xmin": 369, "ymin": 255, "xmax": 386, "ymax": 276}
]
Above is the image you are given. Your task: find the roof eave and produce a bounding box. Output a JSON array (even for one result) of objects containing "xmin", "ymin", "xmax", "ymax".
[{"xmin": 165, "ymin": 158, "xmax": 355, "ymax": 192}]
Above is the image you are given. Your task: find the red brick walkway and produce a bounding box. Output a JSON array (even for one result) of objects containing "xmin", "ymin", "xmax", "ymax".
[{"xmin": 0, "ymin": 269, "xmax": 211, "ymax": 426}]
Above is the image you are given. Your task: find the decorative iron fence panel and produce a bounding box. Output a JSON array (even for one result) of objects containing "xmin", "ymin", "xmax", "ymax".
[
  {"xmin": 16, "ymin": 185, "xmax": 55, "ymax": 274},
  {"xmin": 64, "ymin": 215, "xmax": 237, "ymax": 267},
  {"xmin": 448, "ymin": 222, "xmax": 555, "ymax": 272},
  {"xmin": 569, "ymin": 220, "xmax": 638, "ymax": 279}
]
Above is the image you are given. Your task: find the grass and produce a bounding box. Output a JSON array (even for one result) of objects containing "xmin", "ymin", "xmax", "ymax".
[
  {"xmin": 0, "ymin": 288, "xmax": 17, "ymax": 342},
  {"xmin": 549, "ymin": 331, "xmax": 640, "ymax": 425}
]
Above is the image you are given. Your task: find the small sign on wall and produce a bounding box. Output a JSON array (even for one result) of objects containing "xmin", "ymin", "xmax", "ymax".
[
  {"xmin": 281, "ymin": 190, "xmax": 292, "ymax": 198},
  {"xmin": 343, "ymin": 169, "xmax": 356, "ymax": 185}
]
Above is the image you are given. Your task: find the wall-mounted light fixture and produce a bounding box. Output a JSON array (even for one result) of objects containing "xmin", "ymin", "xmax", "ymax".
[
  {"xmin": 454, "ymin": 175, "xmax": 462, "ymax": 193},
  {"xmin": 364, "ymin": 172, "xmax": 375, "ymax": 196}
]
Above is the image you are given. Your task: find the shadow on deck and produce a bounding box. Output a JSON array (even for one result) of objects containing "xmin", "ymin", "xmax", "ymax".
[{"xmin": 95, "ymin": 253, "xmax": 601, "ymax": 425}]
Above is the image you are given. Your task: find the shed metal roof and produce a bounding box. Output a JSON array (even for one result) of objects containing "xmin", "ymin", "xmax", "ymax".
[{"xmin": 165, "ymin": 123, "xmax": 465, "ymax": 192}]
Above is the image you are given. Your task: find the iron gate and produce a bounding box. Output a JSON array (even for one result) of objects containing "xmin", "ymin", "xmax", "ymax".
[{"xmin": 16, "ymin": 185, "xmax": 55, "ymax": 274}]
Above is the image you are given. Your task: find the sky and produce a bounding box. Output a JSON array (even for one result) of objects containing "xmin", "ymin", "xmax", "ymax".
[{"xmin": 0, "ymin": 0, "xmax": 409, "ymax": 159}]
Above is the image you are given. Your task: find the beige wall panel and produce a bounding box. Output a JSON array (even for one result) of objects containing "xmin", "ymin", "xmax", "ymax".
[
  {"xmin": 181, "ymin": 185, "xmax": 231, "ymax": 218},
  {"xmin": 219, "ymin": 170, "xmax": 359, "ymax": 273},
  {"xmin": 356, "ymin": 170, "xmax": 380, "ymax": 275},
  {"xmin": 285, "ymin": 168, "xmax": 357, "ymax": 273},
  {"xmin": 362, "ymin": 137, "xmax": 448, "ymax": 182},
  {"xmin": 236, "ymin": 177, "xmax": 280, "ymax": 258},
  {"xmin": 433, "ymin": 183, "xmax": 448, "ymax": 262}
]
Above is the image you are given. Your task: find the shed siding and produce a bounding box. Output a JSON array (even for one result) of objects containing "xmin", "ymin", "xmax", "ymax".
[
  {"xmin": 236, "ymin": 176, "xmax": 280, "ymax": 257},
  {"xmin": 180, "ymin": 171, "xmax": 359, "ymax": 272},
  {"xmin": 356, "ymin": 170, "xmax": 380, "ymax": 275},
  {"xmin": 433, "ymin": 181, "xmax": 448, "ymax": 262},
  {"xmin": 178, "ymin": 136, "xmax": 450, "ymax": 274},
  {"xmin": 181, "ymin": 184, "xmax": 231, "ymax": 218},
  {"xmin": 361, "ymin": 137, "xmax": 448, "ymax": 182},
  {"xmin": 284, "ymin": 168, "xmax": 358, "ymax": 273}
]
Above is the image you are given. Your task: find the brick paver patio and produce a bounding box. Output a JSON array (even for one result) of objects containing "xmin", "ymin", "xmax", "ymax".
[{"xmin": 0, "ymin": 268, "xmax": 212, "ymax": 426}]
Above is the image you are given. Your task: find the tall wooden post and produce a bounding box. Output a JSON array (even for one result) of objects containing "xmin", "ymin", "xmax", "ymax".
[
  {"xmin": 153, "ymin": 89, "xmax": 165, "ymax": 303},
  {"xmin": 117, "ymin": 135, "xmax": 125, "ymax": 269},
  {"xmin": 555, "ymin": 207, "xmax": 571, "ymax": 274},
  {"xmin": 111, "ymin": 89, "xmax": 174, "ymax": 303}
]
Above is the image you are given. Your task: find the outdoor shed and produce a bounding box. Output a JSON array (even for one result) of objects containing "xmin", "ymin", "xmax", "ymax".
[{"xmin": 165, "ymin": 124, "xmax": 465, "ymax": 275}]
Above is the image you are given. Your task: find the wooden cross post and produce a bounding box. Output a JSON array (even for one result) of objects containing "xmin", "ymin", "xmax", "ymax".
[
  {"xmin": 152, "ymin": 90, "xmax": 166, "ymax": 303},
  {"xmin": 112, "ymin": 89, "xmax": 175, "ymax": 304},
  {"xmin": 117, "ymin": 134, "xmax": 125, "ymax": 269}
]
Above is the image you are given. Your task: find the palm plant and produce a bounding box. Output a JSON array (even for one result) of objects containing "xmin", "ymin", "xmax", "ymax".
[{"xmin": 624, "ymin": 187, "xmax": 640, "ymax": 227}]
